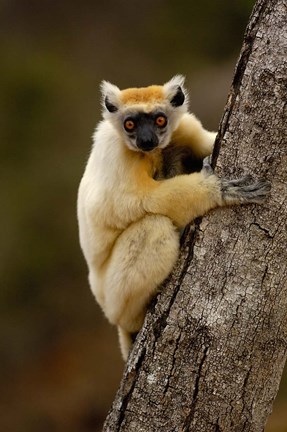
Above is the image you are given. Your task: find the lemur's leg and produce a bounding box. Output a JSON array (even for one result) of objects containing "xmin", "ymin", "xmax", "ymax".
[{"xmin": 103, "ymin": 215, "xmax": 179, "ymax": 360}]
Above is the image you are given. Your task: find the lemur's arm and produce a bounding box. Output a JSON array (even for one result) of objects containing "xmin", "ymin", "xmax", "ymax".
[
  {"xmin": 144, "ymin": 171, "xmax": 221, "ymax": 227},
  {"xmin": 144, "ymin": 165, "xmax": 271, "ymax": 228},
  {"xmin": 171, "ymin": 112, "xmax": 216, "ymax": 158},
  {"xmin": 158, "ymin": 113, "xmax": 217, "ymax": 179}
]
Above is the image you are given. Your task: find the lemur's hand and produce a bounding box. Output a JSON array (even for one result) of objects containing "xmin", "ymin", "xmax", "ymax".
[
  {"xmin": 221, "ymin": 175, "xmax": 271, "ymax": 205},
  {"xmin": 202, "ymin": 158, "xmax": 271, "ymax": 205},
  {"xmin": 202, "ymin": 156, "xmax": 213, "ymax": 176}
]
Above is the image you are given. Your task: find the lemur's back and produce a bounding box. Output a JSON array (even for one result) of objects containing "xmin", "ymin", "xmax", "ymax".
[{"xmin": 77, "ymin": 122, "xmax": 123, "ymax": 269}]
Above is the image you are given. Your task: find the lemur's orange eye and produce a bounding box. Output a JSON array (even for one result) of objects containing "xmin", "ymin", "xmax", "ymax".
[
  {"xmin": 155, "ymin": 115, "xmax": 167, "ymax": 128},
  {"xmin": 124, "ymin": 119, "xmax": 135, "ymax": 131}
]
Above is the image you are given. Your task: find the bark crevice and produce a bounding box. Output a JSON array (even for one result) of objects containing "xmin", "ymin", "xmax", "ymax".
[{"xmin": 182, "ymin": 344, "xmax": 210, "ymax": 432}]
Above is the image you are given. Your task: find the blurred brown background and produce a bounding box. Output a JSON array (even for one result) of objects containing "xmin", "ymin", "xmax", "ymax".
[{"xmin": 0, "ymin": 1, "xmax": 286, "ymax": 431}]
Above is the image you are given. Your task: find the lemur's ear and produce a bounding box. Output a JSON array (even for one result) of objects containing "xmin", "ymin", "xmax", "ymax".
[
  {"xmin": 164, "ymin": 75, "xmax": 187, "ymax": 107},
  {"xmin": 101, "ymin": 81, "xmax": 121, "ymax": 113}
]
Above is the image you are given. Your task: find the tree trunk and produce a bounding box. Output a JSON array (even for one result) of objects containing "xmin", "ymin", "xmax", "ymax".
[{"xmin": 103, "ymin": 0, "xmax": 287, "ymax": 430}]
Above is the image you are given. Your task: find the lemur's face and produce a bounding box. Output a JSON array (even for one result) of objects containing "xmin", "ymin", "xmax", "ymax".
[
  {"xmin": 122, "ymin": 110, "xmax": 168, "ymax": 152},
  {"xmin": 101, "ymin": 75, "xmax": 188, "ymax": 153}
]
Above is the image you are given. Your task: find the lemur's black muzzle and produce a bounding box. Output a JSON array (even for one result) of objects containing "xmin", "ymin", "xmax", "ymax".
[{"xmin": 136, "ymin": 124, "xmax": 159, "ymax": 152}]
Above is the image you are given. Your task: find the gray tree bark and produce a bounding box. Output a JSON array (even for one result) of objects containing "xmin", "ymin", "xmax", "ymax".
[{"xmin": 103, "ymin": 0, "xmax": 287, "ymax": 430}]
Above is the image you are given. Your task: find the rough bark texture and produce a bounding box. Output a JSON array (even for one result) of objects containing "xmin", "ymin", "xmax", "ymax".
[{"xmin": 103, "ymin": 0, "xmax": 287, "ymax": 431}]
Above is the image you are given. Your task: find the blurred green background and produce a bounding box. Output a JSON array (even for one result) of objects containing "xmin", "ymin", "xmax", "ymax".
[{"xmin": 0, "ymin": 1, "xmax": 286, "ymax": 431}]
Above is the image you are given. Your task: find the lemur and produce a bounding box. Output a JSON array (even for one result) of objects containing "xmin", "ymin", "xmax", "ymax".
[{"xmin": 77, "ymin": 75, "xmax": 270, "ymax": 360}]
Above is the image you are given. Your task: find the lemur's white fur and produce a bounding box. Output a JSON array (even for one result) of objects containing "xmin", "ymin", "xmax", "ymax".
[{"xmin": 77, "ymin": 76, "xmax": 270, "ymax": 360}]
